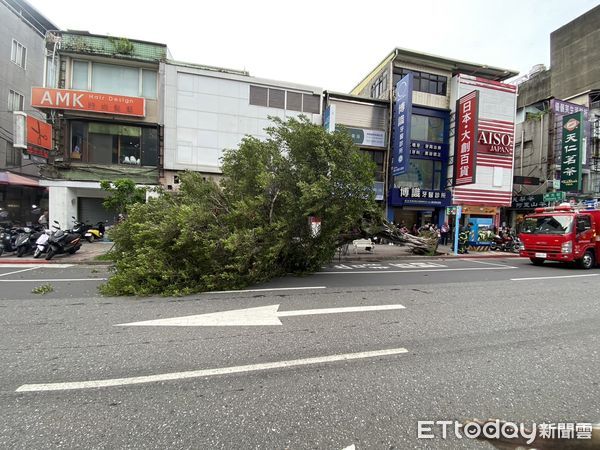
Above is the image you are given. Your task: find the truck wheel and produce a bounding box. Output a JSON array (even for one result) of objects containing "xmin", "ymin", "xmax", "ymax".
[
  {"xmin": 530, "ymin": 258, "xmax": 545, "ymax": 266},
  {"xmin": 578, "ymin": 251, "xmax": 595, "ymax": 270}
]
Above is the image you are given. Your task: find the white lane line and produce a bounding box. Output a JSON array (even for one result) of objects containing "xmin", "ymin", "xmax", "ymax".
[
  {"xmin": 16, "ymin": 347, "xmax": 409, "ymax": 392},
  {"xmin": 0, "ymin": 267, "xmax": 38, "ymax": 277},
  {"xmin": 207, "ymin": 286, "xmax": 326, "ymax": 294},
  {"xmin": 0, "ymin": 264, "xmax": 73, "ymax": 269},
  {"xmin": 468, "ymin": 259, "xmax": 516, "ymax": 268},
  {"xmin": 511, "ymin": 274, "xmax": 599, "ymax": 281},
  {"xmin": 0, "ymin": 278, "xmax": 107, "ymax": 282},
  {"xmin": 317, "ymin": 267, "xmax": 516, "ymax": 275}
]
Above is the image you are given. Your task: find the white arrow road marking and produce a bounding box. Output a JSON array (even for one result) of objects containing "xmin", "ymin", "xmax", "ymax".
[
  {"xmin": 511, "ymin": 274, "xmax": 599, "ymax": 281},
  {"xmin": 342, "ymin": 445, "xmax": 356, "ymax": 450},
  {"xmin": 16, "ymin": 347, "xmax": 409, "ymax": 392},
  {"xmin": 115, "ymin": 304, "xmax": 406, "ymax": 327}
]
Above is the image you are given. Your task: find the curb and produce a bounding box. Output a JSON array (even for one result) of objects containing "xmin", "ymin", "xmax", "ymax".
[{"xmin": 0, "ymin": 258, "xmax": 112, "ymax": 265}]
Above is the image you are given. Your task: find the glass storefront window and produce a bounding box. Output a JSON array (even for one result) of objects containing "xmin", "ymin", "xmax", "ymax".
[
  {"xmin": 393, "ymin": 159, "xmax": 442, "ymax": 190},
  {"xmin": 70, "ymin": 121, "xmax": 158, "ymax": 167},
  {"xmin": 411, "ymin": 115, "xmax": 444, "ymax": 143}
]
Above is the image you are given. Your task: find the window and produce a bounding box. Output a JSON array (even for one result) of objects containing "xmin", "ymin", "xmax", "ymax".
[
  {"xmin": 411, "ymin": 115, "xmax": 444, "ymax": 143},
  {"xmin": 268, "ymin": 89, "xmax": 285, "ymax": 109},
  {"xmin": 393, "ymin": 68, "xmax": 447, "ymax": 96},
  {"xmin": 71, "ymin": 61, "xmax": 158, "ymax": 99},
  {"xmin": 8, "ymin": 90, "xmax": 24, "ymax": 111},
  {"xmin": 72, "ymin": 60, "xmax": 89, "ymax": 90},
  {"xmin": 370, "ymin": 72, "xmax": 388, "ymax": 98},
  {"xmin": 70, "ymin": 121, "xmax": 159, "ymax": 167},
  {"xmin": 394, "ymin": 159, "xmax": 443, "ymax": 190},
  {"xmin": 142, "ymin": 69, "xmax": 157, "ymax": 99},
  {"xmin": 286, "ymin": 92, "xmax": 302, "ymax": 111},
  {"xmin": 92, "ymin": 63, "xmax": 139, "ymax": 97},
  {"xmin": 249, "ymin": 85, "xmax": 268, "ymax": 106},
  {"xmin": 302, "ymin": 94, "xmax": 320, "ymax": 114},
  {"xmin": 250, "ymin": 85, "xmax": 320, "ymax": 113},
  {"xmin": 11, "ymin": 39, "xmax": 26, "ymax": 68},
  {"xmin": 5, "ymin": 141, "xmax": 21, "ymax": 167}
]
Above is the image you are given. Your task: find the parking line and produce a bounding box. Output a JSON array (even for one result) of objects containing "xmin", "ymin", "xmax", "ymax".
[
  {"xmin": 0, "ymin": 278, "xmax": 107, "ymax": 282},
  {"xmin": 16, "ymin": 347, "xmax": 409, "ymax": 392},
  {"xmin": 511, "ymin": 274, "xmax": 599, "ymax": 281}
]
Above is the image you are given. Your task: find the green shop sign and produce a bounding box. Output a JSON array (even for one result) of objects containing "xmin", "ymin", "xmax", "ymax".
[
  {"xmin": 560, "ymin": 111, "xmax": 584, "ymax": 192},
  {"xmin": 542, "ymin": 191, "xmax": 565, "ymax": 203}
]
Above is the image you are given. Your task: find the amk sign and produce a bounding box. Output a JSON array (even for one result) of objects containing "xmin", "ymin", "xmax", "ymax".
[{"xmin": 560, "ymin": 111, "xmax": 584, "ymax": 192}]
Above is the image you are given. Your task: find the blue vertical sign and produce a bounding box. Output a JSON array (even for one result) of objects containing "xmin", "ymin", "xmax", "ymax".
[{"xmin": 391, "ymin": 73, "xmax": 413, "ymax": 176}]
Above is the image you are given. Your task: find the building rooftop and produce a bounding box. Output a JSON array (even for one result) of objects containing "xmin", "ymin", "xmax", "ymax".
[
  {"xmin": 351, "ymin": 47, "xmax": 519, "ymax": 95},
  {"xmin": 48, "ymin": 30, "xmax": 169, "ymax": 63},
  {"xmin": 2, "ymin": 0, "xmax": 58, "ymax": 37}
]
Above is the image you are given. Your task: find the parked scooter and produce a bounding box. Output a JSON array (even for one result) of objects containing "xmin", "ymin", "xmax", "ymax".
[
  {"xmin": 84, "ymin": 221, "xmax": 106, "ymax": 242},
  {"xmin": 0, "ymin": 226, "xmax": 20, "ymax": 257},
  {"xmin": 70, "ymin": 216, "xmax": 91, "ymax": 239},
  {"xmin": 33, "ymin": 226, "xmax": 55, "ymax": 258},
  {"xmin": 490, "ymin": 231, "xmax": 520, "ymax": 253},
  {"xmin": 14, "ymin": 226, "xmax": 44, "ymax": 257},
  {"xmin": 45, "ymin": 221, "xmax": 82, "ymax": 260}
]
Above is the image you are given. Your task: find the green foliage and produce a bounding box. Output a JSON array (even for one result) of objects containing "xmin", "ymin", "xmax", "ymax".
[
  {"xmin": 32, "ymin": 284, "xmax": 54, "ymax": 295},
  {"xmin": 108, "ymin": 37, "xmax": 135, "ymax": 55},
  {"xmin": 100, "ymin": 116, "xmax": 378, "ymax": 296},
  {"xmin": 100, "ymin": 179, "xmax": 146, "ymax": 215}
]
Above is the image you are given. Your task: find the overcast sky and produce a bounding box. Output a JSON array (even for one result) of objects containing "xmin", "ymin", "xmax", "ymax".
[{"xmin": 27, "ymin": 0, "xmax": 599, "ymax": 92}]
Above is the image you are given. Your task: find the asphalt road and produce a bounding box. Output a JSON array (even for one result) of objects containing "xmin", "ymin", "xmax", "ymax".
[{"xmin": 1, "ymin": 257, "xmax": 599, "ymax": 449}]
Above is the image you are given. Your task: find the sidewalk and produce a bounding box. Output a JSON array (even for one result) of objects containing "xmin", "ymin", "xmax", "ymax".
[{"xmin": 0, "ymin": 241, "xmax": 114, "ymax": 265}]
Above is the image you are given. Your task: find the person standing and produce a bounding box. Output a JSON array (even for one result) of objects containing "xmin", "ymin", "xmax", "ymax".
[
  {"xmin": 440, "ymin": 222, "xmax": 449, "ymax": 245},
  {"xmin": 38, "ymin": 210, "xmax": 49, "ymax": 228}
]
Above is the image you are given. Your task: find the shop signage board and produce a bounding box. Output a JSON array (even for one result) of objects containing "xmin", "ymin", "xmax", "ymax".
[
  {"xmin": 560, "ymin": 111, "xmax": 584, "ymax": 192},
  {"xmin": 31, "ymin": 87, "xmax": 145, "ymax": 117},
  {"xmin": 543, "ymin": 191, "xmax": 565, "ymax": 203},
  {"xmin": 391, "ymin": 73, "xmax": 413, "ymax": 176},
  {"xmin": 339, "ymin": 126, "xmax": 386, "ymax": 148},
  {"xmin": 512, "ymin": 194, "xmax": 550, "ymax": 209},
  {"xmin": 392, "ymin": 186, "xmax": 451, "ymax": 207},
  {"xmin": 453, "ymin": 90, "xmax": 479, "ymax": 186}
]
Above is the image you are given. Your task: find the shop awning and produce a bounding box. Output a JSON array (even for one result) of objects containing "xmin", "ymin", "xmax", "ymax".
[{"xmin": 0, "ymin": 171, "xmax": 40, "ymax": 187}]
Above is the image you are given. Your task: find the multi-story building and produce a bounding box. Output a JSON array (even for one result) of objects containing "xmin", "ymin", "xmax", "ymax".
[
  {"xmin": 350, "ymin": 48, "xmax": 518, "ymax": 232},
  {"xmin": 510, "ymin": 4, "xmax": 600, "ymax": 228},
  {"xmin": 32, "ymin": 31, "xmax": 168, "ymax": 227},
  {"xmin": 0, "ymin": 0, "xmax": 56, "ymax": 225},
  {"xmin": 162, "ymin": 60, "xmax": 322, "ymax": 188}
]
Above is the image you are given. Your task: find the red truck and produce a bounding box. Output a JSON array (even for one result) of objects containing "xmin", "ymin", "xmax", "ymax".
[{"xmin": 519, "ymin": 204, "xmax": 600, "ymax": 269}]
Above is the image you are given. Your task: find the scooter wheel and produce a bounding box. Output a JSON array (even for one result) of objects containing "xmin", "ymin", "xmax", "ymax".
[
  {"xmin": 45, "ymin": 248, "xmax": 55, "ymax": 261},
  {"xmin": 33, "ymin": 248, "xmax": 41, "ymax": 258},
  {"xmin": 17, "ymin": 246, "xmax": 26, "ymax": 257},
  {"xmin": 86, "ymin": 236, "xmax": 94, "ymax": 243}
]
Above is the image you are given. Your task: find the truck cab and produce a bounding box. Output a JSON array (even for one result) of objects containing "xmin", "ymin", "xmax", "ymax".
[{"xmin": 519, "ymin": 204, "xmax": 600, "ymax": 269}]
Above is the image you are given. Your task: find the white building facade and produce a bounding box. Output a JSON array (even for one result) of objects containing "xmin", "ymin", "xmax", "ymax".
[{"xmin": 162, "ymin": 61, "xmax": 322, "ymax": 188}]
